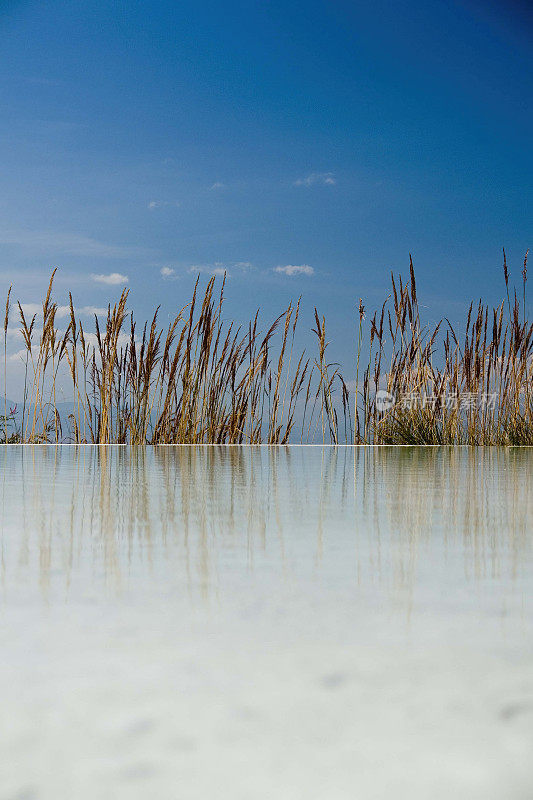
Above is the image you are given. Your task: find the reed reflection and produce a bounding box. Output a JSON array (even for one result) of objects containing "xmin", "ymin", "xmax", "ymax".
[{"xmin": 1, "ymin": 446, "xmax": 531, "ymax": 609}]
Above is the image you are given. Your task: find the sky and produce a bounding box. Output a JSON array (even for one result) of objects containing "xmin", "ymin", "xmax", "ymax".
[{"xmin": 0, "ymin": 0, "xmax": 531, "ymax": 389}]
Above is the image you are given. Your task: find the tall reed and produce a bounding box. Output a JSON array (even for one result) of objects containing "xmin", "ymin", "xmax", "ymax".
[
  {"xmin": 3, "ymin": 285, "xmax": 12, "ymax": 443},
  {"xmin": 357, "ymin": 251, "xmax": 532, "ymax": 445},
  {"xmin": 1, "ymin": 252, "xmax": 531, "ymax": 445},
  {"xmin": 5, "ymin": 272, "xmax": 346, "ymax": 444}
]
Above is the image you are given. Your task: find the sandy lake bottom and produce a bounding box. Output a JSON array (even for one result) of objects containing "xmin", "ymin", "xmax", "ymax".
[{"xmin": 0, "ymin": 445, "xmax": 532, "ymax": 800}]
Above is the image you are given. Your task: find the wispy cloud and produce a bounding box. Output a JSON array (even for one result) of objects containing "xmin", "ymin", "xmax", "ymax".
[
  {"xmin": 19, "ymin": 303, "xmax": 107, "ymax": 319},
  {"xmin": 148, "ymin": 200, "xmax": 180, "ymax": 209},
  {"xmin": 24, "ymin": 76, "xmax": 62, "ymax": 87},
  {"xmin": 0, "ymin": 229, "xmax": 147, "ymax": 259},
  {"xmin": 81, "ymin": 305, "xmax": 109, "ymax": 316},
  {"xmin": 9, "ymin": 347, "xmax": 37, "ymax": 362},
  {"xmin": 19, "ymin": 303, "xmax": 53, "ymax": 318},
  {"xmin": 209, "ymin": 182, "xmax": 225, "ymax": 190},
  {"xmin": 91, "ymin": 272, "xmax": 129, "ymax": 285},
  {"xmin": 274, "ymin": 264, "xmax": 315, "ymax": 276},
  {"xmin": 294, "ymin": 172, "xmax": 336, "ymax": 187},
  {"xmin": 157, "ymin": 261, "xmax": 252, "ymax": 280},
  {"xmin": 8, "ymin": 329, "xmax": 130, "ymax": 354},
  {"xmin": 188, "ymin": 264, "xmax": 227, "ymax": 276}
]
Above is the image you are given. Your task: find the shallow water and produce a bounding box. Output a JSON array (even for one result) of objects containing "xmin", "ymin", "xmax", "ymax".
[{"xmin": 1, "ymin": 445, "xmax": 532, "ymax": 800}]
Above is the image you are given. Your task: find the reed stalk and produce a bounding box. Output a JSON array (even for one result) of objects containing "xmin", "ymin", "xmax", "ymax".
[{"xmin": 3, "ymin": 285, "xmax": 11, "ymax": 443}]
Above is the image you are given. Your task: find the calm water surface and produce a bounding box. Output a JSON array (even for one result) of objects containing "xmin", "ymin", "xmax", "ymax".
[{"xmin": 1, "ymin": 446, "xmax": 532, "ymax": 799}]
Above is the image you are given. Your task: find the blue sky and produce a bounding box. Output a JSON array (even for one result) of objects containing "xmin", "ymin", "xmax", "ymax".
[{"xmin": 0, "ymin": 0, "xmax": 531, "ymax": 385}]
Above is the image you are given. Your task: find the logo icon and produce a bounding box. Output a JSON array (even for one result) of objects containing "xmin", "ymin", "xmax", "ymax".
[{"xmin": 375, "ymin": 390, "xmax": 395, "ymax": 411}]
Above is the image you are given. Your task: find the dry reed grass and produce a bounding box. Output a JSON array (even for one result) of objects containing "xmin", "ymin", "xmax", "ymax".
[
  {"xmin": 1, "ymin": 252, "xmax": 531, "ymax": 445},
  {"xmin": 358, "ymin": 250, "xmax": 532, "ymax": 445},
  {"xmin": 4, "ymin": 272, "xmax": 347, "ymax": 444}
]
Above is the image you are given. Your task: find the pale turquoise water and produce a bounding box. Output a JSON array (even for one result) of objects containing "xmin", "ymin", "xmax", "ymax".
[{"xmin": 1, "ymin": 446, "xmax": 532, "ymax": 799}]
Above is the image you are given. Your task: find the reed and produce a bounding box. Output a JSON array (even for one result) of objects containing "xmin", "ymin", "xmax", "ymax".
[
  {"xmin": 4, "ymin": 272, "xmax": 345, "ymax": 443},
  {"xmin": 1, "ymin": 252, "xmax": 531, "ymax": 445},
  {"xmin": 359, "ymin": 251, "xmax": 532, "ymax": 445},
  {"xmin": 3, "ymin": 285, "xmax": 11, "ymax": 443}
]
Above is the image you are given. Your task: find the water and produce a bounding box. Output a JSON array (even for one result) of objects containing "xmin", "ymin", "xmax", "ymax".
[{"xmin": 1, "ymin": 445, "xmax": 532, "ymax": 800}]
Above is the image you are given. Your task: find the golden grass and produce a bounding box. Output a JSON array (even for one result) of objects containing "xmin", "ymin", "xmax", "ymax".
[
  {"xmin": 1, "ymin": 251, "xmax": 531, "ymax": 444},
  {"xmin": 5, "ymin": 272, "xmax": 347, "ymax": 443},
  {"xmin": 360, "ymin": 250, "xmax": 532, "ymax": 445}
]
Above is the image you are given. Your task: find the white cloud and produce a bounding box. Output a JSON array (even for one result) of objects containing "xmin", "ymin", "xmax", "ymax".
[
  {"xmin": 91, "ymin": 273, "xmax": 129, "ymax": 285},
  {"xmin": 294, "ymin": 172, "xmax": 336, "ymax": 187},
  {"xmin": 8, "ymin": 331, "xmax": 130, "ymax": 362},
  {"xmin": 234, "ymin": 261, "xmax": 253, "ymax": 270},
  {"xmin": 274, "ymin": 264, "xmax": 314, "ymax": 276},
  {"xmin": 188, "ymin": 265, "xmax": 226, "ymax": 276},
  {"xmin": 148, "ymin": 200, "xmax": 180, "ymax": 209},
  {"xmin": 160, "ymin": 266, "xmax": 176, "ymax": 279},
  {"xmin": 77, "ymin": 331, "xmax": 131, "ymax": 350},
  {"xmin": 7, "ymin": 327, "xmax": 43, "ymax": 342},
  {"xmin": 80, "ymin": 306, "xmax": 108, "ymax": 316},
  {"xmin": 19, "ymin": 303, "xmax": 42, "ymax": 318},
  {"xmin": 209, "ymin": 182, "xmax": 225, "ymax": 190},
  {"xmin": 0, "ymin": 229, "xmax": 146, "ymax": 258},
  {"xmin": 9, "ymin": 347, "xmax": 34, "ymax": 362},
  {"xmin": 19, "ymin": 303, "xmax": 107, "ymax": 319}
]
